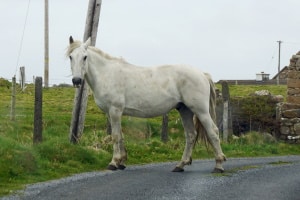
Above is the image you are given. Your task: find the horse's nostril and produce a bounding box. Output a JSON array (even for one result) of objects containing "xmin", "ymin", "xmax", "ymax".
[{"xmin": 72, "ymin": 77, "xmax": 82, "ymax": 86}]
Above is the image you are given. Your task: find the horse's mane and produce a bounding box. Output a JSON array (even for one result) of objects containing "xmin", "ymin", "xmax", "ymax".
[
  {"xmin": 66, "ymin": 40, "xmax": 82, "ymax": 56},
  {"xmin": 89, "ymin": 47, "xmax": 128, "ymax": 63},
  {"xmin": 66, "ymin": 40, "xmax": 128, "ymax": 63}
]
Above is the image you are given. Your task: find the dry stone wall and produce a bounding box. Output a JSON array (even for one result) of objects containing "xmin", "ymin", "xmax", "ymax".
[{"xmin": 278, "ymin": 52, "xmax": 300, "ymax": 140}]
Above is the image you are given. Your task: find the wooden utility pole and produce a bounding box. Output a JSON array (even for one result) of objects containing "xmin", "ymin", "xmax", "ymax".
[
  {"xmin": 277, "ymin": 40, "xmax": 282, "ymax": 85},
  {"xmin": 44, "ymin": 0, "xmax": 49, "ymax": 88},
  {"xmin": 70, "ymin": 0, "xmax": 102, "ymax": 143}
]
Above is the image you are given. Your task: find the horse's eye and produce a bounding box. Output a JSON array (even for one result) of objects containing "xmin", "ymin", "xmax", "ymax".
[
  {"xmin": 83, "ymin": 56, "xmax": 87, "ymax": 61},
  {"xmin": 69, "ymin": 56, "xmax": 72, "ymax": 60}
]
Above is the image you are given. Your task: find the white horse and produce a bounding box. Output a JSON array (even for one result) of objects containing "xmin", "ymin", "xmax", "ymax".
[{"xmin": 67, "ymin": 36, "xmax": 226, "ymax": 172}]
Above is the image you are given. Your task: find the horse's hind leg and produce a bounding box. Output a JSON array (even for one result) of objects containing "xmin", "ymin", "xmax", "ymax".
[
  {"xmin": 172, "ymin": 104, "xmax": 197, "ymax": 172},
  {"xmin": 196, "ymin": 113, "xmax": 226, "ymax": 173}
]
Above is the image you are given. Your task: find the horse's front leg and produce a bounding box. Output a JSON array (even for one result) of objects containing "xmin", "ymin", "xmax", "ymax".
[{"xmin": 107, "ymin": 107, "xmax": 127, "ymax": 170}]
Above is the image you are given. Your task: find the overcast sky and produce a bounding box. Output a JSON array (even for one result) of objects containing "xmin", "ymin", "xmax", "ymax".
[{"xmin": 1, "ymin": 0, "xmax": 300, "ymax": 85}]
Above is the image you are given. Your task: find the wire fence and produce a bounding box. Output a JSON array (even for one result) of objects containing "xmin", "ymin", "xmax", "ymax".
[
  {"xmin": 0, "ymin": 78, "xmax": 107, "ymax": 137},
  {"xmin": 2, "ymin": 77, "xmax": 72, "ymax": 88},
  {"xmin": 0, "ymin": 79, "xmax": 72, "ymax": 120}
]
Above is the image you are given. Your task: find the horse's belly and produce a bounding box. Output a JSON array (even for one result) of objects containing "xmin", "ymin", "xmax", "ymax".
[
  {"xmin": 123, "ymin": 107, "xmax": 173, "ymax": 118},
  {"xmin": 123, "ymin": 97, "xmax": 178, "ymax": 118}
]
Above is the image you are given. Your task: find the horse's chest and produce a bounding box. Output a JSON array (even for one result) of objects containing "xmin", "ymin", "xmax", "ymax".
[
  {"xmin": 93, "ymin": 94, "xmax": 111, "ymax": 113},
  {"xmin": 93, "ymin": 91, "xmax": 123, "ymax": 113},
  {"xmin": 95, "ymin": 100, "xmax": 107, "ymax": 112}
]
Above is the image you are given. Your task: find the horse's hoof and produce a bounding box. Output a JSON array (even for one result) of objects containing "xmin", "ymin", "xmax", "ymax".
[
  {"xmin": 212, "ymin": 168, "xmax": 224, "ymax": 173},
  {"xmin": 118, "ymin": 165, "xmax": 126, "ymax": 170},
  {"xmin": 172, "ymin": 167, "xmax": 184, "ymax": 172},
  {"xmin": 107, "ymin": 165, "xmax": 118, "ymax": 171},
  {"xmin": 188, "ymin": 157, "xmax": 192, "ymax": 165}
]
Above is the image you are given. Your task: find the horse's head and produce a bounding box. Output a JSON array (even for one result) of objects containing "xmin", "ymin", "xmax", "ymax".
[{"xmin": 68, "ymin": 36, "xmax": 91, "ymax": 87}]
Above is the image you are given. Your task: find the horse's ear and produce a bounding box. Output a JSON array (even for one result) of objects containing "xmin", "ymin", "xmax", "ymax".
[
  {"xmin": 69, "ymin": 36, "xmax": 74, "ymax": 44},
  {"xmin": 84, "ymin": 37, "xmax": 91, "ymax": 49}
]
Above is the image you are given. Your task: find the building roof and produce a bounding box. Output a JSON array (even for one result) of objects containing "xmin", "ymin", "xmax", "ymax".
[{"xmin": 272, "ymin": 66, "xmax": 288, "ymax": 80}]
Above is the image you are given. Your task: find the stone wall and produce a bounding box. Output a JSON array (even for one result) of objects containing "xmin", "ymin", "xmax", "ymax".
[
  {"xmin": 277, "ymin": 52, "xmax": 300, "ymax": 141},
  {"xmin": 216, "ymin": 93, "xmax": 282, "ymax": 137}
]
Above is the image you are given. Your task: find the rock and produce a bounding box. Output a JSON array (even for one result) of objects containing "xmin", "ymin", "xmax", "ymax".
[
  {"xmin": 280, "ymin": 103, "xmax": 300, "ymax": 111},
  {"xmin": 282, "ymin": 109, "xmax": 300, "ymax": 118},
  {"xmin": 287, "ymin": 78, "xmax": 300, "ymax": 88},
  {"xmin": 280, "ymin": 126, "xmax": 290, "ymax": 135},
  {"xmin": 294, "ymin": 123, "xmax": 300, "ymax": 134},
  {"xmin": 254, "ymin": 90, "xmax": 271, "ymax": 96},
  {"xmin": 271, "ymin": 95, "xmax": 284, "ymax": 102},
  {"xmin": 287, "ymin": 96, "xmax": 300, "ymax": 104}
]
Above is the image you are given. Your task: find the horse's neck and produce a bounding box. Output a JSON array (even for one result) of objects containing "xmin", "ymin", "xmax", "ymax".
[{"xmin": 85, "ymin": 50, "xmax": 111, "ymax": 92}]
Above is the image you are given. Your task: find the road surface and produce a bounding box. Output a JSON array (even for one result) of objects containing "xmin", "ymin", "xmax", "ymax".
[{"xmin": 2, "ymin": 155, "xmax": 300, "ymax": 200}]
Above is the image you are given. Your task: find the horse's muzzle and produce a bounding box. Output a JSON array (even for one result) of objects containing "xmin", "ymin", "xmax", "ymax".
[{"xmin": 72, "ymin": 77, "xmax": 82, "ymax": 87}]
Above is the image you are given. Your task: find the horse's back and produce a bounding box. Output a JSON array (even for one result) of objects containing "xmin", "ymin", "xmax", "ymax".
[
  {"xmin": 122, "ymin": 64, "xmax": 210, "ymax": 116},
  {"xmin": 128, "ymin": 64, "xmax": 210, "ymax": 100},
  {"xmin": 159, "ymin": 64, "xmax": 210, "ymax": 95},
  {"xmin": 149, "ymin": 64, "xmax": 209, "ymax": 88}
]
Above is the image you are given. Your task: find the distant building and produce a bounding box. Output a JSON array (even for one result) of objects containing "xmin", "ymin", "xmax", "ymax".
[
  {"xmin": 256, "ymin": 72, "xmax": 270, "ymax": 81},
  {"xmin": 272, "ymin": 66, "xmax": 289, "ymax": 81},
  {"xmin": 217, "ymin": 69, "xmax": 287, "ymax": 85}
]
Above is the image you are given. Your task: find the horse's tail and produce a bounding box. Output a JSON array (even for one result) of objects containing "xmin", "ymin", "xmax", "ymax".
[{"xmin": 193, "ymin": 73, "xmax": 217, "ymax": 149}]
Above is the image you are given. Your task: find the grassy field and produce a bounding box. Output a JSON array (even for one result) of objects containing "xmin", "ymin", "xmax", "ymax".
[{"xmin": 0, "ymin": 79, "xmax": 299, "ymax": 196}]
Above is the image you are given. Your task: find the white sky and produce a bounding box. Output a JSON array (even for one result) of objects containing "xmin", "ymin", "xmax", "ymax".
[{"xmin": 1, "ymin": 0, "xmax": 300, "ymax": 85}]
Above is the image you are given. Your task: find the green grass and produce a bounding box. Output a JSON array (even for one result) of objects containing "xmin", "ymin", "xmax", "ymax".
[
  {"xmin": 269, "ymin": 161, "xmax": 292, "ymax": 165},
  {"xmin": 215, "ymin": 84, "xmax": 287, "ymax": 98},
  {"xmin": 213, "ymin": 165, "xmax": 261, "ymax": 177},
  {"xmin": 0, "ymin": 79, "xmax": 299, "ymax": 196}
]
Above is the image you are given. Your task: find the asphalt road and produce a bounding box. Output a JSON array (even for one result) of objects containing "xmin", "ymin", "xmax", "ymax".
[{"xmin": 3, "ymin": 155, "xmax": 300, "ymax": 200}]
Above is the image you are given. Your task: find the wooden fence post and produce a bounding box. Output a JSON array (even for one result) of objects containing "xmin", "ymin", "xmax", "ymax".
[
  {"xmin": 161, "ymin": 114, "xmax": 169, "ymax": 143},
  {"xmin": 70, "ymin": 0, "xmax": 102, "ymax": 143},
  {"xmin": 222, "ymin": 81, "xmax": 232, "ymax": 142},
  {"xmin": 33, "ymin": 77, "xmax": 43, "ymax": 144},
  {"xmin": 20, "ymin": 66, "xmax": 26, "ymax": 92},
  {"xmin": 10, "ymin": 76, "xmax": 16, "ymax": 121}
]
